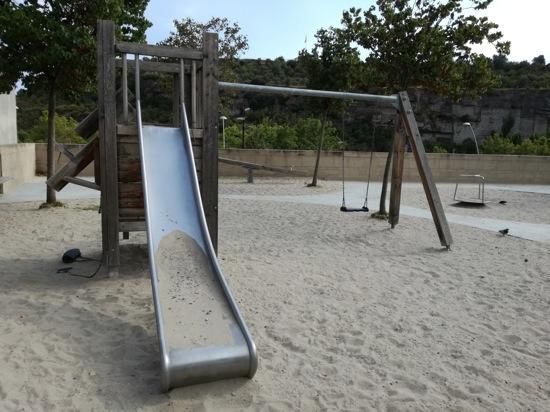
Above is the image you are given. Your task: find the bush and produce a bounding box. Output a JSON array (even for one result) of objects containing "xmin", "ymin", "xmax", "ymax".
[
  {"xmin": 221, "ymin": 117, "xmax": 340, "ymax": 150},
  {"xmin": 21, "ymin": 111, "xmax": 84, "ymax": 144},
  {"xmin": 481, "ymin": 134, "xmax": 550, "ymax": 155},
  {"xmin": 431, "ymin": 144, "xmax": 448, "ymax": 153}
]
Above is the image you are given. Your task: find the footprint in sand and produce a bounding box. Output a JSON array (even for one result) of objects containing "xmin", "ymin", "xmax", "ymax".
[{"xmin": 504, "ymin": 334, "xmax": 523, "ymax": 345}]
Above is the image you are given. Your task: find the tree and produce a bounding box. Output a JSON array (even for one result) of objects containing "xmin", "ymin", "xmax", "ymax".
[
  {"xmin": 160, "ymin": 17, "xmax": 248, "ymax": 82},
  {"xmin": 342, "ymin": 0, "xmax": 509, "ymax": 99},
  {"xmin": 341, "ymin": 0, "xmax": 509, "ymax": 213},
  {"xmin": 299, "ymin": 27, "xmax": 362, "ymax": 186},
  {"xmin": 23, "ymin": 112, "xmax": 84, "ymax": 144},
  {"xmin": 0, "ymin": 0, "xmax": 150, "ymax": 204}
]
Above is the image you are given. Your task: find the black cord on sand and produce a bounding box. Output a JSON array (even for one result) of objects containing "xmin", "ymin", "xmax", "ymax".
[
  {"xmin": 58, "ymin": 249, "xmax": 103, "ymax": 279},
  {"xmin": 57, "ymin": 261, "xmax": 102, "ymax": 278}
]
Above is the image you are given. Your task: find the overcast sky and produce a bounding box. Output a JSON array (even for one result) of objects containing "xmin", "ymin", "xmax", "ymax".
[{"xmin": 145, "ymin": 0, "xmax": 549, "ymax": 62}]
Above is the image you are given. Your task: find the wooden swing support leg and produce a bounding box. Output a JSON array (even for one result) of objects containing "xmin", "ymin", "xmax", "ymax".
[{"xmin": 389, "ymin": 91, "xmax": 453, "ymax": 249}]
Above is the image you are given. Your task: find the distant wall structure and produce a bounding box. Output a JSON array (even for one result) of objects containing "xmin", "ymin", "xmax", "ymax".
[
  {"xmin": 34, "ymin": 145, "xmax": 550, "ymax": 184},
  {"xmin": 0, "ymin": 144, "xmax": 35, "ymax": 193},
  {"xmin": 409, "ymin": 88, "xmax": 550, "ymax": 144},
  {"xmin": 218, "ymin": 149, "xmax": 550, "ymax": 184},
  {"xmin": 0, "ymin": 89, "xmax": 18, "ymax": 145}
]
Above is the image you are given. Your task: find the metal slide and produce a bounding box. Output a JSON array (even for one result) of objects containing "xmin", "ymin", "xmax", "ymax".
[{"xmin": 137, "ymin": 102, "xmax": 257, "ymax": 391}]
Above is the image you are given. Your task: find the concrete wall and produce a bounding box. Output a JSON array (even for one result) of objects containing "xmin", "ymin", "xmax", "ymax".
[
  {"xmin": 33, "ymin": 145, "xmax": 550, "ymax": 184},
  {"xmin": 0, "ymin": 144, "xmax": 36, "ymax": 193},
  {"xmin": 219, "ymin": 149, "xmax": 550, "ymax": 184},
  {"xmin": 35, "ymin": 143, "xmax": 95, "ymax": 176},
  {"xmin": 0, "ymin": 89, "xmax": 18, "ymax": 145}
]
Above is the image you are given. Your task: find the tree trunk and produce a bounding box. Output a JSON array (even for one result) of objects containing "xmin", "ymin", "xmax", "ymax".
[
  {"xmin": 378, "ymin": 143, "xmax": 393, "ymax": 215},
  {"xmin": 46, "ymin": 81, "xmax": 57, "ymax": 204},
  {"xmin": 309, "ymin": 109, "xmax": 328, "ymax": 187}
]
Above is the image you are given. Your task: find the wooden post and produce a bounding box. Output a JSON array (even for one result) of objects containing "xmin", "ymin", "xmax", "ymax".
[
  {"xmin": 172, "ymin": 74, "xmax": 180, "ymax": 126},
  {"xmin": 398, "ymin": 91, "xmax": 453, "ymax": 248},
  {"xmin": 122, "ymin": 53, "xmax": 128, "ymax": 123},
  {"xmin": 389, "ymin": 115, "xmax": 405, "ymax": 228},
  {"xmin": 97, "ymin": 20, "xmax": 120, "ymax": 272},
  {"xmin": 179, "ymin": 59, "xmax": 185, "ymax": 106},
  {"xmin": 191, "ymin": 60, "xmax": 197, "ymax": 128},
  {"xmin": 202, "ymin": 33, "xmax": 219, "ymax": 251}
]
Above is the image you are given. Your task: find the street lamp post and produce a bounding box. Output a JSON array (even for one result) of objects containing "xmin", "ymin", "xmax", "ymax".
[
  {"xmin": 219, "ymin": 115, "xmax": 227, "ymax": 149},
  {"xmin": 237, "ymin": 107, "xmax": 250, "ymax": 148},
  {"xmin": 463, "ymin": 122, "xmax": 480, "ymax": 155}
]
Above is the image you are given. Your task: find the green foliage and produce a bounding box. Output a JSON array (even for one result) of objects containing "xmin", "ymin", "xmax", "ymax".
[
  {"xmin": 481, "ymin": 135, "xmax": 550, "ymax": 155},
  {"xmin": 222, "ymin": 118, "xmax": 340, "ymax": 150},
  {"xmin": 22, "ymin": 111, "xmax": 84, "ymax": 144},
  {"xmin": 161, "ymin": 17, "xmax": 248, "ymax": 60},
  {"xmin": 341, "ymin": 0, "xmax": 510, "ymax": 99},
  {"xmin": 431, "ymin": 144, "xmax": 448, "ymax": 154},
  {"xmin": 16, "ymin": 88, "xmax": 97, "ymax": 133},
  {"xmin": 299, "ymin": 28, "xmax": 362, "ymax": 92},
  {"xmin": 234, "ymin": 58, "xmax": 307, "ymax": 86},
  {"xmin": 160, "ymin": 17, "xmax": 248, "ymax": 82},
  {"xmin": 491, "ymin": 55, "xmax": 550, "ymax": 88},
  {"xmin": 298, "ymin": 27, "xmax": 363, "ymax": 113}
]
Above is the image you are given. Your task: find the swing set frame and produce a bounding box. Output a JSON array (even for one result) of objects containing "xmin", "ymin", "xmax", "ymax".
[{"xmin": 220, "ymin": 83, "xmax": 453, "ymax": 249}]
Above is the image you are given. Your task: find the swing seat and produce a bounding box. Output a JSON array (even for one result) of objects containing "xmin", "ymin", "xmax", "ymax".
[{"xmin": 340, "ymin": 206, "xmax": 369, "ymax": 212}]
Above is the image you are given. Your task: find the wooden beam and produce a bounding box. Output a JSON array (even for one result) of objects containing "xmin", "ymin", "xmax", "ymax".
[
  {"xmin": 115, "ymin": 58, "xmax": 196, "ymax": 74},
  {"xmin": 93, "ymin": 141, "xmax": 100, "ymax": 186},
  {"xmin": 64, "ymin": 176, "xmax": 100, "ymax": 191},
  {"xmin": 121, "ymin": 53, "xmax": 129, "ymax": 123},
  {"xmin": 201, "ymin": 33, "xmax": 219, "ymax": 251},
  {"xmin": 172, "ymin": 74, "xmax": 180, "ymax": 126},
  {"xmin": 56, "ymin": 143, "xmax": 75, "ymax": 160},
  {"xmin": 46, "ymin": 136, "xmax": 99, "ymax": 191},
  {"xmin": 218, "ymin": 157, "xmax": 305, "ymax": 175},
  {"xmin": 116, "ymin": 124, "xmax": 138, "ymax": 136},
  {"xmin": 98, "ymin": 20, "xmax": 120, "ymax": 271},
  {"xmin": 398, "ymin": 91, "xmax": 453, "ymax": 248},
  {"xmin": 119, "ymin": 221, "xmax": 146, "ymax": 232},
  {"xmin": 389, "ymin": 115, "xmax": 406, "ymax": 228},
  {"xmin": 192, "ymin": 60, "xmax": 197, "ymax": 128},
  {"xmin": 115, "ymin": 42, "xmax": 203, "ymax": 60},
  {"xmin": 75, "ymin": 106, "xmax": 99, "ymax": 139}
]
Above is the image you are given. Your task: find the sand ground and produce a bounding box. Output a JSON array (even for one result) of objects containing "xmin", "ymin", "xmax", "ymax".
[{"xmin": 0, "ymin": 178, "xmax": 549, "ymax": 411}]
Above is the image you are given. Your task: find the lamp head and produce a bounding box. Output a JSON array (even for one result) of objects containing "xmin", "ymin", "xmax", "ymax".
[{"xmin": 463, "ymin": 122, "xmax": 471, "ymax": 126}]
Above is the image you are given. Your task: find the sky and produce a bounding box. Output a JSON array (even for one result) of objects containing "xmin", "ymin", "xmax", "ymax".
[{"xmin": 145, "ymin": 0, "xmax": 549, "ymax": 62}]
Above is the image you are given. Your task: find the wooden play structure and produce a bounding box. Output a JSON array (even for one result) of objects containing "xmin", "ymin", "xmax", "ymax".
[
  {"xmin": 48, "ymin": 20, "xmax": 453, "ymax": 276},
  {"xmin": 48, "ymin": 20, "xmax": 219, "ymax": 274}
]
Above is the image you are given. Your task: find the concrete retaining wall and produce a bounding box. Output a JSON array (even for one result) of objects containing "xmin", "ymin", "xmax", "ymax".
[
  {"xmin": 0, "ymin": 90, "xmax": 17, "ymax": 146},
  {"xmin": 219, "ymin": 149, "xmax": 550, "ymax": 184},
  {"xmin": 0, "ymin": 144, "xmax": 36, "ymax": 193},
  {"xmin": 33, "ymin": 144, "xmax": 550, "ymax": 184}
]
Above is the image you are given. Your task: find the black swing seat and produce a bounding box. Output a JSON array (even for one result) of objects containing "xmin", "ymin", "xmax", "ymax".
[{"xmin": 340, "ymin": 206, "xmax": 369, "ymax": 212}]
